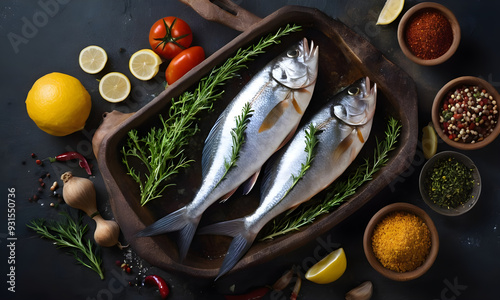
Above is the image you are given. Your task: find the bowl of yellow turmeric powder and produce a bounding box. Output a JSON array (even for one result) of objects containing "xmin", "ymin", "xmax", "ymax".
[{"xmin": 363, "ymin": 202, "xmax": 439, "ymax": 281}]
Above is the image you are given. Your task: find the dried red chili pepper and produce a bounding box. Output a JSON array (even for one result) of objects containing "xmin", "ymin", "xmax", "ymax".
[
  {"xmin": 224, "ymin": 287, "xmax": 270, "ymax": 300},
  {"xmin": 290, "ymin": 276, "xmax": 302, "ymax": 300},
  {"xmin": 48, "ymin": 151, "xmax": 92, "ymax": 175},
  {"xmin": 144, "ymin": 275, "xmax": 169, "ymax": 299}
]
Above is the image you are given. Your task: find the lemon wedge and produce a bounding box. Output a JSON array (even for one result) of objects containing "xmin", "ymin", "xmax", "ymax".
[
  {"xmin": 305, "ymin": 248, "xmax": 347, "ymax": 284},
  {"xmin": 422, "ymin": 122, "xmax": 438, "ymax": 159},
  {"xmin": 79, "ymin": 45, "xmax": 108, "ymax": 74},
  {"xmin": 99, "ymin": 72, "xmax": 131, "ymax": 103},
  {"xmin": 129, "ymin": 49, "xmax": 163, "ymax": 81},
  {"xmin": 376, "ymin": 0, "xmax": 405, "ymax": 25}
]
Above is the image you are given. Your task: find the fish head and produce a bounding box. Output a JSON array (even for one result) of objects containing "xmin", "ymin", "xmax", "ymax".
[
  {"xmin": 332, "ymin": 77, "xmax": 377, "ymax": 126},
  {"xmin": 271, "ymin": 38, "xmax": 319, "ymax": 89}
]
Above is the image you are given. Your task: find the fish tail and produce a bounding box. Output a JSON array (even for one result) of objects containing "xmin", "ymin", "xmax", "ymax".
[
  {"xmin": 177, "ymin": 221, "xmax": 198, "ymax": 261},
  {"xmin": 198, "ymin": 219, "xmax": 256, "ymax": 280},
  {"xmin": 198, "ymin": 218, "xmax": 245, "ymax": 237},
  {"xmin": 137, "ymin": 206, "xmax": 199, "ymax": 261},
  {"xmin": 215, "ymin": 233, "xmax": 255, "ymax": 280}
]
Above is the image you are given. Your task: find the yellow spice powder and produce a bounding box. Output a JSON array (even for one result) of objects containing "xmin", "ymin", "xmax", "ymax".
[{"xmin": 371, "ymin": 211, "xmax": 431, "ymax": 273}]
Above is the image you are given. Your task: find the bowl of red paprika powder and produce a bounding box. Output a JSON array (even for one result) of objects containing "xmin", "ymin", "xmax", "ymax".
[
  {"xmin": 363, "ymin": 202, "xmax": 439, "ymax": 281},
  {"xmin": 432, "ymin": 76, "xmax": 500, "ymax": 150},
  {"xmin": 397, "ymin": 2, "xmax": 460, "ymax": 66}
]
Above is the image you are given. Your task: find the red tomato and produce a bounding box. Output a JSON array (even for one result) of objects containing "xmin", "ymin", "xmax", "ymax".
[
  {"xmin": 165, "ymin": 46, "xmax": 205, "ymax": 85},
  {"xmin": 149, "ymin": 17, "xmax": 192, "ymax": 60}
]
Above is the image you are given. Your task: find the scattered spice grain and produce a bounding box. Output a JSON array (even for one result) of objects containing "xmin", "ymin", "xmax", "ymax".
[
  {"xmin": 371, "ymin": 211, "xmax": 431, "ymax": 272},
  {"xmin": 405, "ymin": 9, "xmax": 453, "ymax": 60},
  {"xmin": 439, "ymin": 85, "xmax": 498, "ymax": 143}
]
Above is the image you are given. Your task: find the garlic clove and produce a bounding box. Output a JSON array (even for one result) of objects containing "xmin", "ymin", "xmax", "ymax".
[
  {"xmin": 93, "ymin": 215, "xmax": 121, "ymax": 247},
  {"xmin": 345, "ymin": 281, "xmax": 373, "ymax": 300}
]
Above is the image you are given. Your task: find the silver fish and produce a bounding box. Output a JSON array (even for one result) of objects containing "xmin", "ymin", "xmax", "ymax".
[
  {"xmin": 199, "ymin": 77, "xmax": 377, "ymax": 279},
  {"xmin": 138, "ymin": 38, "xmax": 319, "ymax": 261}
]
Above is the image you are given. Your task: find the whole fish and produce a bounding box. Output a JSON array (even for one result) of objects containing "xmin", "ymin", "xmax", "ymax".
[
  {"xmin": 199, "ymin": 77, "xmax": 377, "ymax": 279},
  {"xmin": 138, "ymin": 38, "xmax": 319, "ymax": 261}
]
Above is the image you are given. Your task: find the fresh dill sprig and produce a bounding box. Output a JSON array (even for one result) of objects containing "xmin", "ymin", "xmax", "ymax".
[
  {"xmin": 284, "ymin": 123, "xmax": 320, "ymax": 199},
  {"xmin": 122, "ymin": 24, "xmax": 302, "ymax": 206},
  {"xmin": 259, "ymin": 117, "xmax": 402, "ymax": 240},
  {"xmin": 219, "ymin": 102, "xmax": 253, "ymax": 186},
  {"xmin": 27, "ymin": 211, "xmax": 104, "ymax": 280}
]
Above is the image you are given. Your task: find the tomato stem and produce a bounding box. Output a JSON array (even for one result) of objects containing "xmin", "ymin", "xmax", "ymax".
[{"xmin": 154, "ymin": 18, "xmax": 190, "ymax": 51}]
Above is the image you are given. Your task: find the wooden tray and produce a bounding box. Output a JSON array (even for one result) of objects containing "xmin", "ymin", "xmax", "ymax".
[{"xmin": 93, "ymin": 3, "xmax": 418, "ymax": 279}]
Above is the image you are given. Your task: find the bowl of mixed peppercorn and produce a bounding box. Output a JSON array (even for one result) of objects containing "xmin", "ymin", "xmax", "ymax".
[
  {"xmin": 432, "ymin": 76, "xmax": 500, "ymax": 149},
  {"xmin": 363, "ymin": 202, "xmax": 439, "ymax": 281},
  {"xmin": 397, "ymin": 2, "xmax": 460, "ymax": 66},
  {"xmin": 419, "ymin": 151, "xmax": 481, "ymax": 216}
]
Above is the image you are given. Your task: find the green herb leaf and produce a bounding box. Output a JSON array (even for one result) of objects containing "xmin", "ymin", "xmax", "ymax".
[
  {"xmin": 122, "ymin": 24, "xmax": 302, "ymax": 206},
  {"xmin": 284, "ymin": 123, "xmax": 320, "ymax": 200},
  {"xmin": 259, "ymin": 117, "xmax": 401, "ymax": 240},
  {"xmin": 27, "ymin": 211, "xmax": 104, "ymax": 280},
  {"xmin": 219, "ymin": 102, "xmax": 254, "ymax": 187}
]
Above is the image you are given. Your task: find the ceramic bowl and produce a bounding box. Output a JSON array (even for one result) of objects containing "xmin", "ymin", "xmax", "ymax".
[
  {"xmin": 432, "ymin": 76, "xmax": 500, "ymax": 150},
  {"xmin": 363, "ymin": 202, "xmax": 439, "ymax": 281},
  {"xmin": 397, "ymin": 2, "xmax": 460, "ymax": 66},
  {"xmin": 419, "ymin": 151, "xmax": 481, "ymax": 216}
]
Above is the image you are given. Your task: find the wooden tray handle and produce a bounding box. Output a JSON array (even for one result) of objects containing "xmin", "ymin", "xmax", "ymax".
[{"xmin": 178, "ymin": 0, "xmax": 262, "ymax": 32}]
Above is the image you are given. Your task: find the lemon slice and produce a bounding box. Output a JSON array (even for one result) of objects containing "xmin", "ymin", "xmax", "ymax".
[
  {"xmin": 376, "ymin": 0, "xmax": 405, "ymax": 25},
  {"xmin": 305, "ymin": 248, "xmax": 347, "ymax": 284},
  {"xmin": 79, "ymin": 45, "xmax": 108, "ymax": 74},
  {"xmin": 422, "ymin": 122, "xmax": 438, "ymax": 159},
  {"xmin": 129, "ymin": 49, "xmax": 163, "ymax": 81},
  {"xmin": 99, "ymin": 72, "xmax": 131, "ymax": 103}
]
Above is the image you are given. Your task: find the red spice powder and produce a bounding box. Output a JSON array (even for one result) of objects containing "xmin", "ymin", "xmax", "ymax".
[{"xmin": 405, "ymin": 9, "xmax": 453, "ymax": 60}]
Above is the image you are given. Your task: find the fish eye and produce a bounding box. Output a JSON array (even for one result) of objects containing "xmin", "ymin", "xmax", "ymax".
[
  {"xmin": 287, "ymin": 49, "xmax": 300, "ymax": 58},
  {"xmin": 348, "ymin": 87, "xmax": 360, "ymax": 96}
]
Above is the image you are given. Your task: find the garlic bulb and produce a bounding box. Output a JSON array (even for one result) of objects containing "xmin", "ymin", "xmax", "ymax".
[{"xmin": 61, "ymin": 171, "xmax": 122, "ymax": 248}]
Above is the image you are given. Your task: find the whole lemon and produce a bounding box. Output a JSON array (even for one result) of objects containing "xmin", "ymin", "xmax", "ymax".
[{"xmin": 26, "ymin": 72, "xmax": 91, "ymax": 136}]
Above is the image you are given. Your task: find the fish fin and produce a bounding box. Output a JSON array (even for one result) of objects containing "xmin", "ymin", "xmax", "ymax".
[
  {"xmin": 241, "ymin": 170, "xmax": 260, "ymax": 195},
  {"xmin": 291, "ymin": 93, "xmax": 303, "ymax": 114},
  {"xmin": 198, "ymin": 218, "xmax": 245, "ymax": 237},
  {"xmin": 137, "ymin": 207, "xmax": 188, "ymax": 236},
  {"xmin": 356, "ymin": 127, "xmax": 365, "ymax": 143},
  {"xmin": 332, "ymin": 130, "xmax": 355, "ymax": 161},
  {"xmin": 202, "ymin": 110, "xmax": 227, "ymax": 178},
  {"xmin": 216, "ymin": 233, "xmax": 256, "ymax": 280},
  {"xmin": 258, "ymin": 97, "xmax": 290, "ymax": 133},
  {"xmin": 177, "ymin": 221, "xmax": 198, "ymax": 261},
  {"xmin": 260, "ymin": 152, "xmax": 281, "ymax": 200},
  {"xmin": 137, "ymin": 207, "xmax": 199, "ymax": 262},
  {"xmin": 219, "ymin": 187, "xmax": 238, "ymax": 203}
]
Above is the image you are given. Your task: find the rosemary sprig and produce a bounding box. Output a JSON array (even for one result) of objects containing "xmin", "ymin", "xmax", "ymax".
[
  {"xmin": 260, "ymin": 117, "xmax": 401, "ymax": 240},
  {"xmin": 285, "ymin": 124, "xmax": 320, "ymax": 199},
  {"xmin": 122, "ymin": 24, "xmax": 302, "ymax": 206},
  {"xmin": 219, "ymin": 102, "xmax": 253, "ymax": 186},
  {"xmin": 27, "ymin": 211, "xmax": 104, "ymax": 280}
]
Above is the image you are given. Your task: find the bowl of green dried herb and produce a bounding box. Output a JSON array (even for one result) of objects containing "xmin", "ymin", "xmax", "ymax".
[{"xmin": 419, "ymin": 151, "xmax": 481, "ymax": 216}]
